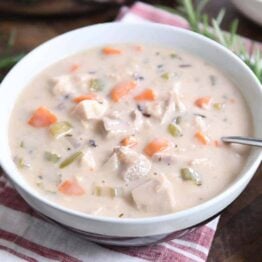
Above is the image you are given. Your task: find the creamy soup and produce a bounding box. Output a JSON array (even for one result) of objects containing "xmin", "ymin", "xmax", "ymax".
[{"xmin": 9, "ymin": 44, "xmax": 252, "ymax": 218}]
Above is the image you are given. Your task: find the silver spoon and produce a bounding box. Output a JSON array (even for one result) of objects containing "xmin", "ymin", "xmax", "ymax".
[{"xmin": 221, "ymin": 136, "xmax": 262, "ymax": 147}]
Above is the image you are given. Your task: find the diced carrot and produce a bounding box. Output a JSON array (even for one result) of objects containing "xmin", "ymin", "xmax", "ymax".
[
  {"xmin": 144, "ymin": 138, "xmax": 170, "ymax": 157},
  {"xmin": 134, "ymin": 88, "xmax": 156, "ymax": 101},
  {"xmin": 69, "ymin": 63, "xmax": 80, "ymax": 73},
  {"xmin": 58, "ymin": 180, "xmax": 85, "ymax": 196},
  {"xmin": 28, "ymin": 107, "xmax": 57, "ymax": 127},
  {"xmin": 73, "ymin": 93, "xmax": 98, "ymax": 103},
  {"xmin": 121, "ymin": 136, "xmax": 137, "ymax": 148},
  {"xmin": 195, "ymin": 96, "xmax": 211, "ymax": 108},
  {"xmin": 111, "ymin": 81, "xmax": 137, "ymax": 102},
  {"xmin": 195, "ymin": 131, "xmax": 209, "ymax": 145},
  {"xmin": 102, "ymin": 47, "xmax": 122, "ymax": 55}
]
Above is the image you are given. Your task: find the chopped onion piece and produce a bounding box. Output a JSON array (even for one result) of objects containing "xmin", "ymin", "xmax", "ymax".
[{"xmin": 94, "ymin": 186, "xmax": 123, "ymax": 198}]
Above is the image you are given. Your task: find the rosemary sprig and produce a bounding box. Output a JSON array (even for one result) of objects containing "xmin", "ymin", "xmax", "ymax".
[
  {"xmin": 0, "ymin": 53, "xmax": 25, "ymax": 70},
  {"xmin": 0, "ymin": 30, "xmax": 25, "ymax": 81},
  {"xmin": 160, "ymin": 0, "xmax": 262, "ymax": 83}
]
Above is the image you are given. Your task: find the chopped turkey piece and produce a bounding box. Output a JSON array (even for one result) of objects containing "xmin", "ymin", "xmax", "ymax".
[
  {"xmin": 142, "ymin": 101, "xmax": 164, "ymax": 119},
  {"xmin": 161, "ymin": 96, "xmax": 176, "ymax": 124},
  {"xmin": 80, "ymin": 150, "xmax": 96, "ymax": 171},
  {"xmin": 161, "ymin": 86, "xmax": 187, "ymax": 124},
  {"xmin": 103, "ymin": 152, "xmax": 119, "ymax": 173},
  {"xmin": 51, "ymin": 75, "xmax": 75, "ymax": 97},
  {"xmin": 115, "ymin": 147, "xmax": 151, "ymax": 182},
  {"xmin": 103, "ymin": 110, "xmax": 144, "ymax": 136},
  {"xmin": 173, "ymin": 83, "xmax": 186, "ymax": 113},
  {"xmin": 190, "ymin": 158, "xmax": 210, "ymax": 166},
  {"xmin": 72, "ymin": 98, "xmax": 108, "ymax": 121},
  {"xmin": 74, "ymin": 74, "xmax": 91, "ymax": 91},
  {"xmin": 131, "ymin": 174, "xmax": 175, "ymax": 213},
  {"xmin": 194, "ymin": 115, "xmax": 208, "ymax": 132},
  {"xmin": 152, "ymin": 149, "xmax": 177, "ymax": 165},
  {"xmin": 103, "ymin": 115, "xmax": 129, "ymax": 136},
  {"xmin": 51, "ymin": 74, "xmax": 94, "ymax": 97},
  {"xmin": 36, "ymin": 173, "xmax": 61, "ymax": 193}
]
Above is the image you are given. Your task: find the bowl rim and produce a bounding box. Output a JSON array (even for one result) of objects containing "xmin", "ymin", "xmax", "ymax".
[{"xmin": 0, "ymin": 22, "xmax": 261, "ymax": 225}]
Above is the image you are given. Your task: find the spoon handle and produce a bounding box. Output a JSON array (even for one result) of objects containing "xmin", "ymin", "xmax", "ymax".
[{"xmin": 221, "ymin": 136, "xmax": 262, "ymax": 147}]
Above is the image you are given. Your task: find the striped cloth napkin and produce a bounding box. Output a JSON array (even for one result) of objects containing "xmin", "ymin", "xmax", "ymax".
[{"xmin": 2, "ymin": 1, "xmax": 259, "ymax": 261}]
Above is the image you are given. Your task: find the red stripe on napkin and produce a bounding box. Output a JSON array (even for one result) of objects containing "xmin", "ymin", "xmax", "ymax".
[
  {"xmin": 0, "ymin": 229, "xmax": 81, "ymax": 262},
  {"xmin": 130, "ymin": 2, "xmax": 189, "ymax": 28},
  {"xmin": 0, "ymin": 244, "xmax": 37, "ymax": 262},
  {"xmin": 4, "ymin": 1, "xmax": 257, "ymax": 261}
]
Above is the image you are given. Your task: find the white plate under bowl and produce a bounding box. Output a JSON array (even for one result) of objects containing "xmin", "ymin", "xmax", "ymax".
[{"xmin": 0, "ymin": 22, "xmax": 261, "ymax": 246}]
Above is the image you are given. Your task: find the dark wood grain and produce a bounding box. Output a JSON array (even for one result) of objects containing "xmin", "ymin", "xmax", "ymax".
[
  {"xmin": 0, "ymin": 0, "xmax": 132, "ymax": 16},
  {"xmin": 0, "ymin": 1, "xmax": 261, "ymax": 261}
]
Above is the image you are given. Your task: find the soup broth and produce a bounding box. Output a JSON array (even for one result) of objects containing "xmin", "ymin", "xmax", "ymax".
[{"xmin": 9, "ymin": 44, "xmax": 252, "ymax": 218}]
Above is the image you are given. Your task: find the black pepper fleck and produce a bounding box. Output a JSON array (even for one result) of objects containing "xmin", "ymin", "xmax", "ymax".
[
  {"xmin": 179, "ymin": 64, "xmax": 192, "ymax": 68},
  {"xmin": 88, "ymin": 139, "xmax": 97, "ymax": 147},
  {"xmin": 193, "ymin": 113, "xmax": 207, "ymax": 118},
  {"xmin": 142, "ymin": 113, "xmax": 151, "ymax": 118}
]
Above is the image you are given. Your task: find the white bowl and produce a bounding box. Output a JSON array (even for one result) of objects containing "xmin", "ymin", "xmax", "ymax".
[
  {"xmin": 0, "ymin": 23, "xmax": 261, "ymax": 246},
  {"xmin": 231, "ymin": 0, "xmax": 262, "ymax": 26}
]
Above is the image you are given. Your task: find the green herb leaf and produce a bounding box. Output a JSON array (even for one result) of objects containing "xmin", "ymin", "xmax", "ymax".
[
  {"xmin": 7, "ymin": 30, "xmax": 17, "ymax": 49},
  {"xmin": 160, "ymin": 0, "xmax": 262, "ymax": 83},
  {"xmin": 0, "ymin": 53, "xmax": 25, "ymax": 70}
]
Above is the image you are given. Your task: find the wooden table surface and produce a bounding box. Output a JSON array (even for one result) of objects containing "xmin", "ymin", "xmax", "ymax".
[{"xmin": 0, "ymin": 1, "xmax": 261, "ymax": 261}]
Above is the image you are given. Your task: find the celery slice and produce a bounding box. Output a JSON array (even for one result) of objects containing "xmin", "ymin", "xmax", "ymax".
[
  {"xmin": 94, "ymin": 186, "xmax": 123, "ymax": 198},
  {"xmin": 89, "ymin": 79, "xmax": 104, "ymax": 91},
  {"xmin": 15, "ymin": 157, "xmax": 30, "ymax": 169},
  {"xmin": 213, "ymin": 103, "xmax": 223, "ymax": 110},
  {"xmin": 59, "ymin": 151, "xmax": 83, "ymax": 169},
  {"xmin": 168, "ymin": 123, "xmax": 182, "ymax": 137},
  {"xmin": 44, "ymin": 152, "xmax": 61, "ymax": 163},
  {"xmin": 50, "ymin": 121, "xmax": 72, "ymax": 139},
  {"xmin": 181, "ymin": 167, "xmax": 202, "ymax": 186},
  {"xmin": 161, "ymin": 72, "xmax": 170, "ymax": 80}
]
